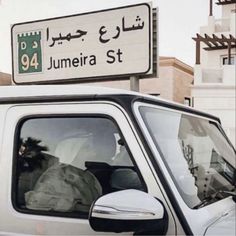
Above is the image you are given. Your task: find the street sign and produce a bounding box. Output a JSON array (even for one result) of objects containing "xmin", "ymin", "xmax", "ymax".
[{"xmin": 11, "ymin": 3, "xmax": 153, "ymax": 84}]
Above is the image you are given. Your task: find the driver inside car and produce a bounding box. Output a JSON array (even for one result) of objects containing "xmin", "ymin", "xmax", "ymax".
[{"xmin": 25, "ymin": 130, "xmax": 102, "ymax": 213}]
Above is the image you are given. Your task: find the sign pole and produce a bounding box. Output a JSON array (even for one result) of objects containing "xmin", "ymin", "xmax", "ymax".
[{"xmin": 130, "ymin": 76, "xmax": 139, "ymax": 92}]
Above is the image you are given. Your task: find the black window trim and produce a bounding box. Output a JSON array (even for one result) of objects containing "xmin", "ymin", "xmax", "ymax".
[
  {"xmin": 12, "ymin": 113, "xmax": 147, "ymax": 219},
  {"xmin": 130, "ymin": 97, "xmax": 235, "ymax": 235},
  {"xmin": 137, "ymin": 105, "xmax": 235, "ymax": 207}
]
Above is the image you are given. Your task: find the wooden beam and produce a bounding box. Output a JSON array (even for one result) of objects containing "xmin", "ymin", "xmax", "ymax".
[
  {"xmin": 204, "ymin": 45, "xmax": 236, "ymax": 51},
  {"xmin": 211, "ymin": 41, "xmax": 220, "ymax": 47},
  {"xmin": 229, "ymin": 34, "xmax": 235, "ymax": 40},
  {"xmin": 210, "ymin": 0, "xmax": 213, "ymax": 16},
  {"xmin": 221, "ymin": 34, "xmax": 229, "ymax": 41},
  {"xmin": 228, "ymin": 43, "xmax": 232, "ymax": 64},
  {"xmin": 193, "ymin": 33, "xmax": 236, "ymax": 52},
  {"xmin": 196, "ymin": 40, "xmax": 201, "ymax": 64},
  {"xmin": 216, "ymin": 0, "xmax": 236, "ymax": 5},
  {"xmin": 212, "ymin": 35, "xmax": 226, "ymax": 46}
]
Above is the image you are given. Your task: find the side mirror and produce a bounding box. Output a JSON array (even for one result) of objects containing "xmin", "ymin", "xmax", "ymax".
[{"xmin": 89, "ymin": 189, "xmax": 168, "ymax": 235}]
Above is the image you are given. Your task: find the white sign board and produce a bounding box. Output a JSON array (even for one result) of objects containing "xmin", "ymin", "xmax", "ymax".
[{"xmin": 11, "ymin": 3, "xmax": 152, "ymax": 84}]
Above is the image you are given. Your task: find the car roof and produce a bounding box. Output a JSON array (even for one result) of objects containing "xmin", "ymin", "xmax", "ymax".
[
  {"xmin": 0, "ymin": 84, "xmax": 178, "ymax": 105},
  {"xmin": 0, "ymin": 84, "xmax": 220, "ymax": 123},
  {"xmin": 0, "ymin": 84, "xmax": 133, "ymax": 98}
]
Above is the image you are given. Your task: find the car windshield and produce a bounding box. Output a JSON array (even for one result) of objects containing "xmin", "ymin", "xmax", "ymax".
[{"xmin": 138, "ymin": 105, "xmax": 236, "ymax": 209}]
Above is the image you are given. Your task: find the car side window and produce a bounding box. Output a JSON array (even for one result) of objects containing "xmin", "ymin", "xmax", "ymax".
[{"xmin": 14, "ymin": 117, "xmax": 145, "ymax": 218}]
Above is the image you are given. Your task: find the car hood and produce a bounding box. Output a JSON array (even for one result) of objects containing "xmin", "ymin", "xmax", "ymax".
[{"xmin": 205, "ymin": 207, "xmax": 235, "ymax": 236}]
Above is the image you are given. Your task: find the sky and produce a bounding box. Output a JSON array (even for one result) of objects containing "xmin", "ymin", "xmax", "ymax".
[{"xmin": 0, "ymin": 0, "xmax": 221, "ymax": 74}]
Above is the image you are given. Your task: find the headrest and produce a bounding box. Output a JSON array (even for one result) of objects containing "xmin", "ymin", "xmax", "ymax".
[
  {"xmin": 54, "ymin": 129, "xmax": 116, "ymax": 166},
  {"xmin": 54, "ymin": 131, "xmax": 92, "ymax": 165}
]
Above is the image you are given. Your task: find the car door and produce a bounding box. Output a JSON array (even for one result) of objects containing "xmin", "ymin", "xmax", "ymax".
[{"xmin": 0, "ymin": 101, "xmax": 177, "ymax": 235}]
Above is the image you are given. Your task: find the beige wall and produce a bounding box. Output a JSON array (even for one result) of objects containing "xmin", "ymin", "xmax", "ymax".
[
  {"xmin": 173, "ymin": 68, "xmax": 193, "ymax": 103},
  {"xmin": 140, "ymin": 66, "xmax": 174, "ymax": 100},
  {"xmin": 0, "ymin": 72, "xmax": 11, "ymax": 85}
]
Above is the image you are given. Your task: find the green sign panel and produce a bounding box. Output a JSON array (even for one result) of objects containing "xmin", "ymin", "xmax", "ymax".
[{"xmin": 17, "ymin": 31, "xmax": 42, "ymax": 74}]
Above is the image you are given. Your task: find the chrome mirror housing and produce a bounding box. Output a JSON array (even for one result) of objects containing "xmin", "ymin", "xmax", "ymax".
[{"xmin": 89, "ymin": 189, "xmax": 168, "ymax": 235}]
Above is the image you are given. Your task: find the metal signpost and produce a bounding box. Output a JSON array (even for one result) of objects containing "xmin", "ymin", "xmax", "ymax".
[{"xmin": 11, "ymin": 3, "xmax": 154, "ymax": 85}]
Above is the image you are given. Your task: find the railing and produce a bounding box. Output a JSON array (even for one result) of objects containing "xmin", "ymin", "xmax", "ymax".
[
  {"xmin": 202, "ymin": 68, "xmax": 223, "ymax": 83},
  {"xmin": 194, "ymin": 65, "xmax": 235, "ymax": 85}
]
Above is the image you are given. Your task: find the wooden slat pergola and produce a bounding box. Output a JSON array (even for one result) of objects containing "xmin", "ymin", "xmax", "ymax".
[
  {"xmin": 192, "ymin": 33, "xmax": 236, "ymax": 64},
  {"xmin": 216, "ymin": 0, "xmax": 236, "ymax": 5},
  {"xmin": 209, "ymin": 0, "xmax": 236, "ymax": 16}
]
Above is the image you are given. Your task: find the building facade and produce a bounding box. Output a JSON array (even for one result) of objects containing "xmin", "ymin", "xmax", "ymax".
[
  {"xmin": 87, "ymin": 56, "xmax": 193, "ymax": 105},
  {"xmin": 192, "ymin": 0, "xmax": 236, "ymax": 145}
]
